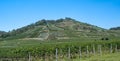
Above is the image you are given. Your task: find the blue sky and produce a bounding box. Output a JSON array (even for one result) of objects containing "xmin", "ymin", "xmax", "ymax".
[{"xmin": 0, "ymin": 0, "xmax": 120, "ymax": 32}]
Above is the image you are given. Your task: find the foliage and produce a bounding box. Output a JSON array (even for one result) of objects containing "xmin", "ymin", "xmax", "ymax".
[
  {"xmin": 0, "ymin": 17, "xmax": 107, "ymax": 40},
  {"xmin": 110, "ymin": 27, "xmax": 120, "ymax": 30},
  {"xmin": 0, "ymin": 39, "xmax": 120, "ymax": 57}
]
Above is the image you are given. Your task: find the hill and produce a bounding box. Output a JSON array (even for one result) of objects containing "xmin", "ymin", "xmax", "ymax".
[
  {"xmin": 0, "ymin": 31, "xmax": 6, "ymax": 38},
  {"xmin": 0, "ymin": 31, "xmax": 6, "ymax": 35},
  {"xmin": 0, "ymin": 18, "xmax": 120, "ymax": 59},
  {"xmin": 0, "ymin": 17, "xmax": 119, "ymax": 40},
  {"xmin": 110, "ymin": 27, "xmax": 120, "ymax": 30}
]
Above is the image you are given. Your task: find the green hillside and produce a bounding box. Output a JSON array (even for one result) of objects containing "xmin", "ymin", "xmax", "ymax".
[
  {"xmin": 0, "ymin": 31, "xmax": 6, "ymax": 36},
  {"xmin": 110, "ymin": 27, "xmax": 120, "ymax": 30},
  {"xmin": 0, "ymin": 18, "xmax": 120, "ymax": 61},
  {"xmin": 1, "ymin": 17, "xmax": 118, "ymax": 41}
]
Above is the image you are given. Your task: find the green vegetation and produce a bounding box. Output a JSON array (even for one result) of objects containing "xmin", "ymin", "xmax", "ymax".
[
  {"xmin": 0, "ymin": 18, "xmax": 120, "ymax": 61},
  {"xmin": 0, "ymin": 17, "xmax": 110, "ymax": 40},
  {"xmin": 0, "ymin": 39, "xmax": 120, "ymax": 57},
  {"xmin": 0, "ymin": 18, "xmax": 120, "ymax": 42},
  {"xmin": 72, "ymin": 52, "xmax": 120, "ymax": 61},
  {"xmin": 110, "ymin": 27, "xmax": 120, "ymax": 30}
]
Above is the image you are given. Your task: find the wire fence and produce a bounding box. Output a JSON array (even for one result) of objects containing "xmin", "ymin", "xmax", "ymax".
[{"xmin": 0, "ymin": 44, "xmax": 120, "ymax": 61}]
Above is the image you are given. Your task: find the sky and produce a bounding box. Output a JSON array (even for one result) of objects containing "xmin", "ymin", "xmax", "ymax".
[{"xmin": 0, "ymin": 0, "xmax": 120, "ymax": 32}]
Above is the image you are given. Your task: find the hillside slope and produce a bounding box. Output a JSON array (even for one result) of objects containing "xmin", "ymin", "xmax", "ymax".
[{"xmin": 0, "ymin": 17, "xmax": 119, "ymax": 40}]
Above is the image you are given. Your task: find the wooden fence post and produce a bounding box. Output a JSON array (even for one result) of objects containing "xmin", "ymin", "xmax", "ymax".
[
  {"xmin": 56, "ymin": 48, "xmax": 58, "ymax": 61},
  {"xmin": 86, "ymin": 45, "xmax": 89, "ymax": 57},
  {"xmin": 115, "ymin": 44, "xmax": 118, "ymax": 52},
  {"xmin": 110, "ymin": 44, "xmax": 113, "ymax": 53},
  {"xmin": 28, "ymin": 52, "xmax": 31, "ymax": 61},
  {"xmin": 100, "ymin": 45, "xmax": 102, "ymax": 55},
  {"xmin": 93, "ymin": 44, "xmax": 95, "ymax": 55},
  {"xmin": 68, "ymin": 47, "xmax": 71, "ymax": 60},
  {"xmin": 79, "ymin": 46, "xmax": 82, "ymax": 59},
  {"xmin": 98, "ymin": 45, "xmax": 102, "ymax": 55}
]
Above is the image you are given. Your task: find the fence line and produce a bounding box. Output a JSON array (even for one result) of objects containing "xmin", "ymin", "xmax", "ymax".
[{"xmin": 0, "ymin": 44, "xmax": 120, "ymax": 61}]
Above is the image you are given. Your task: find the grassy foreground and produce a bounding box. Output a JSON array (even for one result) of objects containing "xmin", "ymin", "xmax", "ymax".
[
  {"xmin": 71, "ymin": 52, "xmax": 120, "ymax": 61},
  {"xmin": 34, "ymin": 52, "xmax": 120, "ymax": 61}
]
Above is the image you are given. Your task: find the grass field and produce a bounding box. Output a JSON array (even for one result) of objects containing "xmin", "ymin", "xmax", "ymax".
[
  {"xmin": 54, "ymin": 52, "xmax": 120, "ymax": 61},
  {"xmin": 31, "ymin": 52, "xmax": 120, "ymax": 61},
  {"xmin": 75, "ymin": 52, "xmax": 120, "ymax": 61},
  {"xmin": 0, "ymin": 38, "xmax": 120, "ymax": 61}
]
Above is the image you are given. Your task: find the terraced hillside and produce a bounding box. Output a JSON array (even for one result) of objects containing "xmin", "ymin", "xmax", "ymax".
[
  {"xmin": 1, "ymin": 17, "xmax": 119, "ymax": 41},
  {"xmin": 0, "ymin": 18, "xmax": 120, "ymax": 61}
]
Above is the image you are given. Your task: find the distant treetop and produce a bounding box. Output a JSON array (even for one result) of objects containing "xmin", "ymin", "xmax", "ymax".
[{"xmin": 110, "ymin": 27, "xmax": 120, "ymax": 30}]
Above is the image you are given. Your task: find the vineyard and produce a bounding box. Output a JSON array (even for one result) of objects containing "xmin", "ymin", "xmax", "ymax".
[
  {"xmin": 0, "ymin": 18, "xmax": 120, "ymax": 61},
  {"xmin": 0, "ymin": 39, "xmax": 120, "ymax": 61}
]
